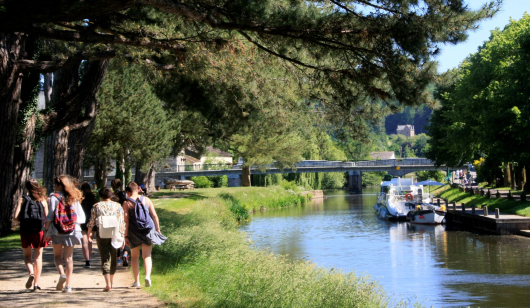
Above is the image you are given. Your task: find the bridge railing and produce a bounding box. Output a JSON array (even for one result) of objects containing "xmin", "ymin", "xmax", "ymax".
[{"xmin": 354, "ymin": 158, "xmax": 434, "ymax": 166}]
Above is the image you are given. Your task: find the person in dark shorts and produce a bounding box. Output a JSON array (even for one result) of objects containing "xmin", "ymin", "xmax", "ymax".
[
  {"xmin": 80, "ymin": 182, "xmax": 98, "ymax": 268},
  {"xmin": 13, "ymin": 179, "xmax": 48, "ymax": 291},
  {"xmin": 123, "ymin": 182, "xmax": 166, "ymax": 288}
]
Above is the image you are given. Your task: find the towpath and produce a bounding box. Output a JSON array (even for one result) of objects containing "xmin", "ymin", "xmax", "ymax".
[{"xmin": 0, "ymin": 245, "xmax": 163, "ymax": 307}]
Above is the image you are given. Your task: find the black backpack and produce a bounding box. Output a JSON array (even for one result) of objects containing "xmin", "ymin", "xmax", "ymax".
[{"xmin": 19, "ymin": 196, "xmax": 45, "ymax": 233}]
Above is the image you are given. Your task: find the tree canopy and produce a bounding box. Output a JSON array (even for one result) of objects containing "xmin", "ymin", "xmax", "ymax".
[{"xmin": 426, "ymin": 13, "xmax": 530, "ymax": 169}]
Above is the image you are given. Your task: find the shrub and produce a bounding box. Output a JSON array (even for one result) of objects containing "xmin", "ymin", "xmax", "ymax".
[
  {"xmin": 191, "ymin": 176, "xmax": 212, "ymax": 188},
  {"xmin": 207, "ymin": 175, "xmax": 228, "ymax": 188}
]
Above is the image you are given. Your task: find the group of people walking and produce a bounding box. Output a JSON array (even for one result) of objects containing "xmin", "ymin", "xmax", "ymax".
[{"xmin": 13, "ymin": 175, "xmax": 165, "ymax": 292}]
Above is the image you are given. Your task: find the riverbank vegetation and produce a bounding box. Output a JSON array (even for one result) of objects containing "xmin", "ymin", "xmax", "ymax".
[
  {"xmin": 434, "ymin": 186, "xmax": 530, "ymax": 217},
  {"xmin": 144, "ymin": 186, "xmax": 399, "ymax": 307}
]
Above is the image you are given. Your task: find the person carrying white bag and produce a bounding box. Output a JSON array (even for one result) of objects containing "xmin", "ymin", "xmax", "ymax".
[{"xmin": 87, "ymin": 187, "xmax": 125, "ymax": 292}]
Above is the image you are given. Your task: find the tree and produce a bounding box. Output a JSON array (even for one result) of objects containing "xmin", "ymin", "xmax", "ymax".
[
  {"xmin": 0, "ymin": 0, "xmax": 500, "ymax": 233},
  {"xmin": 85, "ymin": 60, "xmax": 179, "ymax": 191},
  {"xmin": 426, "ymin": 14, "xmax": 530, "ymax": 189}
]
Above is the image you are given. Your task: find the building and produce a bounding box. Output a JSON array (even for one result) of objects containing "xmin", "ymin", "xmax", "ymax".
[
  {"xmin": 396, "ymin": 125, "xmax": 415, "ymax": 137},
  {"xmin": 370, "ymin": 151, "xmax": 396, "ymax": 160}
]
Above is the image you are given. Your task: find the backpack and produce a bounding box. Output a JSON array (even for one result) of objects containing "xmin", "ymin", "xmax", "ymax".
[
  {"xmin": 98, "ymin": 215, "xmax": 119, "ymax": 239},
  {"xmin": 19, "ymin": 196, "xmax": 45, "ymax": 233},
  {"xmin": 127, "ymin": 195, "xmax": 153, "ymax": 233},
  {"xmin": 53, "ymin": 193, "xmax": 77, "ymax": 234}
]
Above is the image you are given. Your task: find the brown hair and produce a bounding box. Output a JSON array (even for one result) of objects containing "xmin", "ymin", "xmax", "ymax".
[
  {"xmin": 25, "ymin": 179, "xmax": 47, "ymax": 202},
  {"xmin": 54, "ymin": 175, "xmax": 84, "ymax": 206},
  {"xmin": 98, "ymin": 187, "xmax": 115, "ymax": 200},
  {"xmin": 111, "ymin": 179, "xmax": 123, "ymax": 192},
  {"xmin": 125, "ymin": 181, "xmax": 138, "ymax": 193}
]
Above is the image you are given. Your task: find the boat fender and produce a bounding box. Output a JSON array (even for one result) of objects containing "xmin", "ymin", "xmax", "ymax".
[
  {"xmin": 405, "ymin": 193, "xmax": 414, "ymax": 201},
  {"xmin": 415, "ymin": 204, "xmax": 422, "ymax": 211},
  {"xmin": 440, "ymin": 204, "xmax": 446, "ymax": 211}
]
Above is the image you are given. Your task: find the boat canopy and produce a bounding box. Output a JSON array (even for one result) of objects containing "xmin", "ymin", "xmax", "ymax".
[{"xmin": 381, "ymin": 177, "xmax": 414, "ymax": 187}]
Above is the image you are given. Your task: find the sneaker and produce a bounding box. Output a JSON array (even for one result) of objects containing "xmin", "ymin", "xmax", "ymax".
[
  {"xmin": 145, "ymin": 277, "xmax": 151, "ymax": 287},
  {"xmin": 56, "ymin": 275, "xmax": 66, "ymax": 291},
  {"xmin": 131, "ymin": 282, "xmax": 141, "ymax": 288},
  {"xmin": 63, "ymin": 286, "xmax": 72, "ymax": 293},
  {"xmin": 85, "ymin": 260, "xmax": 91, "ymax": 268},
  {"xmin": 25, "ymin": 274, "xmax": 34, "ymax": 289},
  {"xmin": 33, "ymin": 285, "xmax": 41, "ymax": 291}
]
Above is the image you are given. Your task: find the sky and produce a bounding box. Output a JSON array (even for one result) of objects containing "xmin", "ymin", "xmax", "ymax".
[{"xmin": 435, "ymin": 0, "xmax": 530, "ymax": 73}]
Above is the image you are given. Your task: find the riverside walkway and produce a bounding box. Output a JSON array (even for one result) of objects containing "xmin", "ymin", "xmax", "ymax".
[{"xmin": 433, "ymin": 197, "xmax": 530, "ymax": 235}]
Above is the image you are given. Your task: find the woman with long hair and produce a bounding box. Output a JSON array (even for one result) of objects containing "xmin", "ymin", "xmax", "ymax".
[
  {"xmin": 80, "ymin": 182, "xmax": 98, "ymax": 268},
  {"xmin": 13, "ymin": 179, "xmax": 48, "ymax": 291},
  {"xmin": 44, "ymin": 175, "xmax": 85, "ymax": 293},
  {"xmin": 87, "ymin": 187, "xmax": 125, "ymax": 291}
]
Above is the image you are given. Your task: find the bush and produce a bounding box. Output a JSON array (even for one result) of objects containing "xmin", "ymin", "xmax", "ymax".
[
  {"xmin": 191, "ymin": 176, "xmax": 212, "ymax": 188},
  {"xmin": 416, "ymin": 170, "xmax": 446, "ymax": 182},
  {"xmin": 207, "ymin": 175, "xmax": 228, "ymax": 188},
  {"xmin": 321, "ymin": 172, "xmax": 346, "ymax": 189}
]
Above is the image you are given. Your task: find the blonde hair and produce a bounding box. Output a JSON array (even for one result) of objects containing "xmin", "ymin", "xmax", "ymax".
[{"xmin": 54, "ymin": 175, "xmax": 84, "ymax": 205}]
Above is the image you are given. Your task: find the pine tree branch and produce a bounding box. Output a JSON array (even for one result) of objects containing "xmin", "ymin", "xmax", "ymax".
[
  {"xmin": 17, "ymin": 50, "xmax": 117, "ymax": 72},
  {"xmin": 30, "ymin": 25, "xmax": 186, "ymax": 52}
]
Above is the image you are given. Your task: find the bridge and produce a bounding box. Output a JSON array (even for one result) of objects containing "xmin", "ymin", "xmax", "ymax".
[
  {"xmin": 157, "ymin": 158, "xmax": 446, "ymax": 194},
  {"xmin": 83, "ymin": 158, "xmax": 446, "ymax": 194}
]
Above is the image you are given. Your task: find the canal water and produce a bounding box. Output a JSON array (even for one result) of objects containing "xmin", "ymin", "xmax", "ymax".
[{"xmin": 239, "ymin": 187, "xmax": 530, "ymax": 307}]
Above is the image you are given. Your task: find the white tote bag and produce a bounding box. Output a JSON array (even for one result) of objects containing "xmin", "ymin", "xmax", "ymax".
[{"xmin": 98, "ymin": 216, "xmax": 118, "ymax": 239}]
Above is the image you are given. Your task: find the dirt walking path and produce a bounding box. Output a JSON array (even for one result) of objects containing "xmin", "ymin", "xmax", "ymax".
[{"xmin": 0, "ymin": 246, "xmax": 163, "ymax": 307}]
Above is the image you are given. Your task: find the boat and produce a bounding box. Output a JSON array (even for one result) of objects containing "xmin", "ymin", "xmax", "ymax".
[
  {"xmin": 373, "ymin": 177, "xmax": 432, "ymax": 221},
  {"xmin": 406, "ymin": 203, "xmax": 446, "ymax": 225}
]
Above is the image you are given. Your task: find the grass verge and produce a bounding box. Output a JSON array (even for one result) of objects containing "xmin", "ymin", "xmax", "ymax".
[
  {"xmin": 146, "ymin": 186, "xmax": 396, "ymax": 307},
  {"xmin": 434, "ymin": 185, "xmax": 530, "ymax": 217},
  {"xmin": 0, "ymin": 231, "xmax": 20, "ymax": 252}
]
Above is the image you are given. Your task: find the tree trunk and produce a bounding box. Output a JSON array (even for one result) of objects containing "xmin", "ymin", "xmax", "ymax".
[
  {"xmin": 242, "ymin": 166, "xmax": 251, "ymax": 187},
  {"xmin": 0, "ymin": 33, "xmax": 26, "ymax": 235},
  {"xmin": 67, "ymin": 117, "xmax": 96, "ymax": 182},
  {"xmin": 510, "ymin": 163, "xmax": 516, "ymax": 190},
  {"xmin": 43, "ymin": 62, "xmax": 80, "ymax": 190},
  {"xmin": 504, "ymin": 163, "xmax": 511, "ymax": 188},
  {"xmin": 145, "ymin": 165, "xmax": 156, "ymax": 193},
  {"xmin": 94, "ymin": 156, "xmax": 108, "ymax": 189},
  {"xmin": 115, "ymin": 154, "xmax": 124, "ymax": 185},
  {"xmin": 134, "ymin": 162, "xmax": 146, "ymax": 185},
  {"xmin": 521, "ymin": 166, "xmax": 526, "ymax": 192}
]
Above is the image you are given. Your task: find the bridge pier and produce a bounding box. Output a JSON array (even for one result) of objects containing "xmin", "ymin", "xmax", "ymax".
[
  {"xmin": 348, "ymin": 170, "xmax": 362, "ymax": 194},
  {"xmin": 228, "ymin": 174, "xmax": 242, "ymax": 187}
]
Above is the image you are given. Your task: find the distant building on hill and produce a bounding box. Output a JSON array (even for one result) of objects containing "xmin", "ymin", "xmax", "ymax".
[
  {"xmin": 370, "ymin": 151, "xmax": 396, "ymax": 160},
  {"xmin": 396, "ymin": 125, "xmax": 415, "ymax": 137}
]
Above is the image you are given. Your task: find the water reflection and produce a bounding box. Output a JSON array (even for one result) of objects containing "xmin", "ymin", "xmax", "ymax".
[{"xmin": 240, "ymin": 188, "xmax": 530, "ymax": 307}]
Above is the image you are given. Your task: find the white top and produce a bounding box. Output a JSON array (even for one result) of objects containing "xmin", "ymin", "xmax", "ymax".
[{"xmin": 46, "ymin": 192, "xmax": 85, "ymax": 235}]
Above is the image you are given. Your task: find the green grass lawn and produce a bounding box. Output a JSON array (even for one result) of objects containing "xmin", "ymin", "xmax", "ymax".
[
  {"xmin": 0, "ymin": 231, "xmax": 20, "ymax": 252},
  {"xmin": 434, "ymin": 185, "xmax": 530, "ymax": 217}
]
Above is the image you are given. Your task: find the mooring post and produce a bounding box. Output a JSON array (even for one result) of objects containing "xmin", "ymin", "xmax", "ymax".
[
  {"xmin": 495, "ymin": 208, "xmax": 500, "ymax": 219},
  {"xmin": 472, "ymin": 204, "xmax": 476, "ymax": 214},
  {"xmin": 462, "ymin": 203, "xmax": 465, "ymax": 212},
  {"xmin": 452, "ymin": 201, "xmax": 456, "ymax": 211},
  {"xmin": 437, "ymin": 199, "xmax": 440, "ymax": 207},
  {"xmin": 445, "ymin": 199, "xmax": 448, "ymax": 208},
  {"xmin": 484, "ymin": 206, "xmax": 488, "ymax": 217}
]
